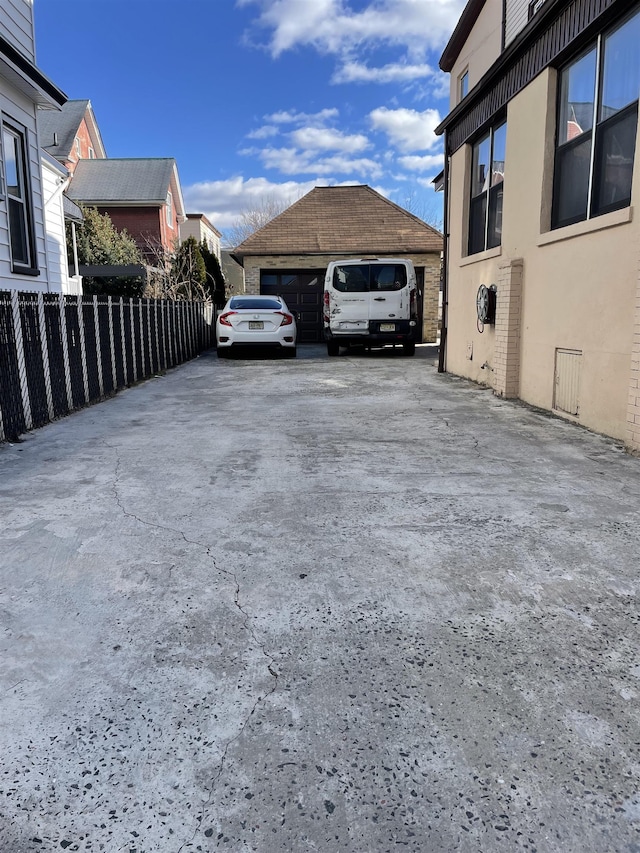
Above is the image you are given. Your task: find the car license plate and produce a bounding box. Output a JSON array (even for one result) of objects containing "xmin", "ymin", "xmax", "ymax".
[
  {"xmin": 249, "ymin": 321, "xmax": 263, "ymax": 330},
  {"xmin": 380, "ymin": 323, "xmax": 396, "ymax": 331}
]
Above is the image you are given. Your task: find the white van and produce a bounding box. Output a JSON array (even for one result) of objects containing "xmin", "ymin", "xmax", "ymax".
[{"xmin": 323, "ymin": 258, "xmax": 418, "ymax": 356}]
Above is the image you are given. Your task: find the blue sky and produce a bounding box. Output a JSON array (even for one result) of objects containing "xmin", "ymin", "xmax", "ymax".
[{"xmin": 34, "ymin": 0, "xmax": 463, "ymax": 240}]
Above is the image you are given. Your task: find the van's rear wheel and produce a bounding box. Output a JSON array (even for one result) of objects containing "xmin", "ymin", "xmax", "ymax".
[
  {"xmin": 327, "ymin": 341, "xmax": 339, "ymax": 357},
  {"xmin": 403, "ymin": 341, "xmax": 416, "ymax": 356}
]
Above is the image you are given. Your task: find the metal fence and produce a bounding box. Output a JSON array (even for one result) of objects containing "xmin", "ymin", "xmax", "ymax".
[{"xmin": 0, "ymin": 290, "xmax": 214, "ymax": 443}]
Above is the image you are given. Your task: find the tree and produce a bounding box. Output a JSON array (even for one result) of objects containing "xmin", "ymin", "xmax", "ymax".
[
  {"xmin": 223, "ymin": 195, "xmax": 296, "ymax": 247},
  {"xmin": 199, "ymin": 240, "xmax": 226, "ymax": 307},
  {"xmin": 69, "ymin": 205, "xmax": 144, "ymax": 297},
  {"xmin": 142, "ymin": 237, "xmax": 212, "ymax": 302},
  {"xmin": 401, "ymin": 190, "xmax": 444, "ymax": 233}
]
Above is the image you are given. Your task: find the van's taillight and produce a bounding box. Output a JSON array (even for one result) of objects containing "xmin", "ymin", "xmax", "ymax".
[
  {"xmin": 323, "ymin": 291, "xmax": 330, "ymax": 320},
  {"xmin": 219, "ymin": 311, "xmax": 237, "ymax": 326},
  {"xmin": 410, "ymin": 289, "xmax": 417, "ymax": 319},
  {"xmin": 276, "ymin": 312, "xmax": 293, "ymax": 326}
]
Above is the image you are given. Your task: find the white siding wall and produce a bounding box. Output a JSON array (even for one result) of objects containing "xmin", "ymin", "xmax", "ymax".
[
  {"xmin": 0, "ymin": 80, "xmax": 50, "ymax": 291},
  {"xmin": 505, "ymin": 0, "xmax": 530, "ymax": 46},
  {"xmin": 0, "ymin": 0, "xmax": 35, "ymax": 62},
  {"xmin": 41, "ymin": 157, "xmax": 67, "ymax": 294},
  {"xmin": 180, "ymin": 218, "xmax": 222, "ymax": 260}
]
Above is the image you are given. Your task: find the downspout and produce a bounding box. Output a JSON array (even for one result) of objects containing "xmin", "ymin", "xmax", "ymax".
[{"xmin": 438, "ymin": 128, "xmax": 449, "ymax": 374}]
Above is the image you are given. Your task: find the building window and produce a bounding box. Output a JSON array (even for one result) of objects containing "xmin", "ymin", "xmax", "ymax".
[
  {"xmin": 166, "ymin": 191, "xmax": 173, "ymax": 228},
  {"xmin": 459, "ymin": 70, "xmax": 469, "ymax": 102},
  {"xmin": 552, "ymin": 9, "xmax": 640, "ymax": 229},
  {"xmin": 88, "ymin": 147, "xmax": 95, "ymax": 159},
  {"xmin": 528, "ymin": 0, "xmax": 545, "ymax": 19},
  {"xmin": 75, "ymin": 136, "xmax": 80, "ymax": 156},
  {"xmin": 468, "ymin": 120, "xmax": 506, "ymax": 255},
  {"xmin": 2, "ymin": 120, "xmax": 36, "ymax": 272}
]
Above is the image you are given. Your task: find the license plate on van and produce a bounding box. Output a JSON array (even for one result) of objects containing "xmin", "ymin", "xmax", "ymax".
[
  {"xmin": 249, "ymin": 321, "xmax": 263, "ymax": 330},
  {"xmin": 380, "ymin": 323, "xmax": 396, "ymax": 332}
]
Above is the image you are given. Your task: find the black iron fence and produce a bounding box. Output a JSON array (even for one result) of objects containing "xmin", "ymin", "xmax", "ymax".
[{"xmin": 0, "ymin": 291, "xmax": 214, "ymax": 443}]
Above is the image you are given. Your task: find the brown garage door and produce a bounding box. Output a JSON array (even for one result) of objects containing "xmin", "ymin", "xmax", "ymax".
[{"xmin": 260, "ymin": 270, "xmax": 325, "ymax": 343}]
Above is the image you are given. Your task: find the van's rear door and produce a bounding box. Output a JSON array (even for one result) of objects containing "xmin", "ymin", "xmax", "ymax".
[
  {"xmin": 368, "ymin": 262, "xmax": 410, "ymax": 326},
  {"xmin": 328, "ymin": 263, "xmax": 370, "ymax": 335}
]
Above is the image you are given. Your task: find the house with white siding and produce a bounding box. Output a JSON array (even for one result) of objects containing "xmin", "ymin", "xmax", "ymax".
[{"xmin": 0, "ymin": 0, "xmax": 66, "ymax": 292}]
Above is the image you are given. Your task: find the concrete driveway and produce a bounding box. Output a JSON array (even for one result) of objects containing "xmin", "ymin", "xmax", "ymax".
[{"xmin": 1, "ymin": 343, "xmax": 639, "ymax": 853}]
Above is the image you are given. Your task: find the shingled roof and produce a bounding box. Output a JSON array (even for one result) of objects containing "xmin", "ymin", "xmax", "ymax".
[
  {"xmin": 38, "ymin": 99, "xmax": 106, "ymax": 160},
  {"xmin": 232, "ymin": 185, "xmax": 443, "ymax": 259},
  {"xmin": 67, "ymin": 158, "xmax": 178, "ymax": 205}
]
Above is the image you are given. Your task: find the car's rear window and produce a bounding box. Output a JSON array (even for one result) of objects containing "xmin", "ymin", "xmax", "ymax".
[
  {"xmin": 229, "ymin": 297, "xmax": 282, "ymax": 310},
  {"xmin": 332, "ymin": 264, "xmax": 408, "ymax": 293}
]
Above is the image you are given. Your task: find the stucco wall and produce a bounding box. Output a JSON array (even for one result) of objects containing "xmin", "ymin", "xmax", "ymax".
[
  {"xmin": 243, "ymin": 252, "xmax": 442, "ymax": 343},
  {"xmin": 449, "ymin": 0, "xmax": 503, "ymax": 108},
  {"xmin": 445, "ymin": 67, "xmax": 640, "ymax": 444}
]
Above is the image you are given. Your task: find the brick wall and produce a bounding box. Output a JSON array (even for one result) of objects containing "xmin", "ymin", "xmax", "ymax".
[
  {"xmin": 493, "ymin": 258, "xmax": 523, "ymax": 399},
  {"xmin": 243, "ymin": 252, "xmax": 441, "ymax": 342},
  {"xmin": 100, "ymin": 206, "xmax": 163, "ymax": 259}
]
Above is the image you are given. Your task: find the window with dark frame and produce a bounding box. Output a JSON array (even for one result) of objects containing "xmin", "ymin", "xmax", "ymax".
[
  {"xmin": 459, "ymin": 70, "xmax": 469, "ymax": 102},
  {"xmin": 528, "ymin": 0, "xmax": 545, "ymax": 20},
  {"xmin": 552, "ymin": 8, "xmax": 640, "ymax": 230},
  {"xmin": 468, "ymin": 120, "xmax": 506, "ymax": 255},
  {"xmin": 2, "ymin": 119, "xmax": 36, "ymax": 273}
]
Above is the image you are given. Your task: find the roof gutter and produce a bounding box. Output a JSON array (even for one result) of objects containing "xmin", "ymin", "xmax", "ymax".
[
  {"xmin": 0, "ymin": 34, "xmax": 66, "ymax": 109},
  {"xmin": 438, "ymin": 131, "xmax": 449, "ymax": 374}
]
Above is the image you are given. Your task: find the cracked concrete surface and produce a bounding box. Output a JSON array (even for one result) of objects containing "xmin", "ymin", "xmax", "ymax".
[{"xmin": 1, "ymin": 343, "xmax": 640, "ymax": 852}]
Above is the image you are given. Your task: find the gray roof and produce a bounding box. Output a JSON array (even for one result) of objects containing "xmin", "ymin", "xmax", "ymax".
[
  {"xmin": 66, "ymin": 158, "xmax": 176, "ymax": 204},
  {"xmin": 38, "ymin": 99, "xmax": 91, "ymax": 158},
  {"xmin": 63, "ymin": 195, "xmax": 84, "ymax": 223}
]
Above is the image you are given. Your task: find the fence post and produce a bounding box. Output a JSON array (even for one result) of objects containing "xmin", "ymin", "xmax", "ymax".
[
  {"xmin": 138, "ymin": 297, "xmax": 146, "ymax": 378},
  {"xmin": 108, "ymin": 296, "xmax": 117, "ymax": 390},
  {"xmin": 93, "ymin": 295, "xmax": 104, "ymax": 398},
  {"xmin": 120, "ymin": 297, "xmax": 128, "ymax": 386},
  {"xmin": 77, "ymin": 295, "xmax": 89, "ymax": 404},
  {"xmin": 129, "ymin": 298, "xmax": 138, "ymax": 383},
  {"xmin": 37, "ymin": 293, "xmax": 55, "ymax": 421},
  {"xmin": 10, "ymin": 290, "xmax": 32, "ymax": 431},
  {"xmin": 59, "ymin": 293, "xmax": 73, "ymax": 411}
]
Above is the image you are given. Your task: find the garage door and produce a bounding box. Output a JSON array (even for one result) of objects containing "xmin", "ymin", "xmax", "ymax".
[{"xmin": 260, "ymin": 270, "xmax": 324, "ymax": 343}]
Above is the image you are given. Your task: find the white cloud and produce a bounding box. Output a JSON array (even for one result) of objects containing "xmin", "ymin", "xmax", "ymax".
[
  {"xmin": 182, "ymin": 175, "xmax": 368, "ymax": 234},
  {"xmin": 247, "ymin": 125, "xmax": 279, "ymax": 139},
  {"xmin": 369, "ymin": 106, "xmax": 441, "ymax": 152},
  {"xmin": 240, "ymin": 0, "xmax": 466, "ymax": 57},
  {"xmin": 290, "ymin": 126, "xmax": 370, "ymax": 153},
  {"xmin": 332, "ymin": 61, "xmax": 435, "ymax": 85},
  {"xmin": 398, "ymin": 152, "xmax": 443, "ymax": 171},
  {"xmin": 182, "ymin": 176, "xmax": 319, "ymax": 230},
  {"xmin": 265, "ymin": 107, "xmax": 340, "ymax": 125},
  {"xmin": 258, "ymin": 146, "xmax": 383, "ymax": 178}
]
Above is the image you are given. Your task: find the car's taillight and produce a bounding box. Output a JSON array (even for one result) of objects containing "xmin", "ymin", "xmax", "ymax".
[
  {"xmin": 219, "ymin": 311, "xmax": 237, "ymax": 326},
  {"xmin": 323, "ymin": 291, "xmax": 330, "ymax": 320},
  {"xmin": 276, "ymin": 312, "xmax": 293, "ymax": 326}
]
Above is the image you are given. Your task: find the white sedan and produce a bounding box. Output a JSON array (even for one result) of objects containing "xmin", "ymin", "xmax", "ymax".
[{"xmin": 216, "ymin": 295, "xmax": 297, "ymax": 357}]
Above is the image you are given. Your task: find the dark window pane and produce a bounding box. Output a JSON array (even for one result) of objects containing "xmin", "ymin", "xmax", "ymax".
[
  {"xmin": 332, "ymin": 264, "xmax": 369, "ymax": 292},
  {"xmin": 558, "ymin": 49, "xmax": 596, "ymax": 144},
  {"xmin": 371, "ymin": 264, "xmax": 407, "ymax": 291},
  {"xmin": 8, "ymin": 198, "xmax": 29, "ymax": 265},
  {"xmin": 553, "ymin": 136, "xmax": 591, "ymax": 227},
  {"xmin": 491, "ymin": 122, "xmax": 506, "ymax": 187},
  {"xmin": 3, "ymin": 129, "xmax": 19, "ymax": 195},
  {"xmin": 601, "ymin": 10, "xmax": 640, "ymax": 119},
  {"xmin": 281, "ymin": 273, "xmax": 297, "ymax": 287},
  {"xmin": 468, "ymin": 194, "xmax": 487, "ymax": 255},
  {"xmin": 229, "ymin": 297, "xmax": 282, "ymax": 309},
  {"xmin": 471, "ymin": 134, "xmax": 491, "ymax": 198},
  {"xmin": 260, "ymin": 273, "xmax": 277, "ymax": 286},
  {"xmin": 487, "ymin": 185, "xmax": 504, "ymax": 249},
  {"xmin": 592, "ymin": 103, "xmax": 638, "ymax": 215}
]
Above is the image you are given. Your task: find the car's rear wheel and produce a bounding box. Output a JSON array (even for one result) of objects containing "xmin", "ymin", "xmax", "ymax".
[
  {"xmin": 327, "ymin": 340, "xmax": 339, "ymax": 357},
  {"xmin": 403, "ymin": 341, "xmax": 416, "ymax": 357}
]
